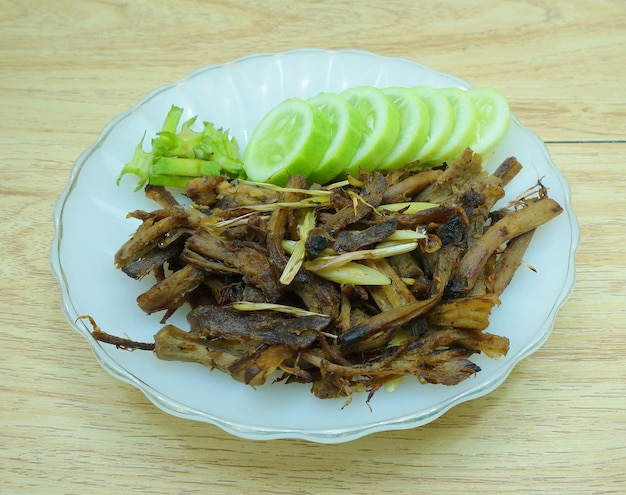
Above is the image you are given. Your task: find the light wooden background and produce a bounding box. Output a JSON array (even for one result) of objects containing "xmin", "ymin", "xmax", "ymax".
[{"xmin": 2, "ymin": 1, "xmax": 625, "ymax": 493}]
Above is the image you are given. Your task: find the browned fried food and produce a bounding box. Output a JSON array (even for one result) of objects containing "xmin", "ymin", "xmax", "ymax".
[{"xmin": 90, "ymin": 148, "xmax": 563, "ymax": 403}]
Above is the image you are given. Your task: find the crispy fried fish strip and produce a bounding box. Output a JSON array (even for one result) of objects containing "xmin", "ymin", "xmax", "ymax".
[{"xmin": 449, "ymin": 197, "xmax": 563, "ymax": 295}]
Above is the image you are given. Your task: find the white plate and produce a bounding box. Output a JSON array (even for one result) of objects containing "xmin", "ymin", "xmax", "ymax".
[{"xmin": 51, "ymin": 49, "xmax": 579, "ymax": 443}]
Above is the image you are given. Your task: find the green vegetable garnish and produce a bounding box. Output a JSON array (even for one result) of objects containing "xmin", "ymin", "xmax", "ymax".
[
  {"xmin": 118, "ymin": 86, "xmax": 511, "ymax": 191},
  {"xmin": 117, "ymin": 105, "xmax": 244, "ymax": 191},
  {"xmin": 117, "ymin": 135, "xmax": 152, "ymax": 191}
]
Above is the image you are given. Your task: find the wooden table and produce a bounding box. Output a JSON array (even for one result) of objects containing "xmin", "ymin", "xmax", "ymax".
[{"xmin": 3, "ymin": 1, "xmax": 625, "ymax": 493}]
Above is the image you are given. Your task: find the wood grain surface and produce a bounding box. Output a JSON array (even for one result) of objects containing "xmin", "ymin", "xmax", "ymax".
[{"xmin": 2, "ymin": 1, "xmax": 625, "ymax": 494}]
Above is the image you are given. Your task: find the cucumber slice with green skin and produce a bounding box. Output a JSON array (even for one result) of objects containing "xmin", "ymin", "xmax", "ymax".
[
  {"xmin": 243, "ymin": 97, "xmax": 331, "ymax": 185},
  {"xmin": 467, "ymin": 87, "xmax": 511, "ymax": 155},
  {"xmin": 341, "ymin": 86, "xmax": 401, "ymax": 176},
  {"xmin": 380, "ymin": 86, "xmax": 431, "ymax": 170},
  {"xmin": 307, "ymin": 92, "xmax": 365, "ymax": 184},
  {"xmin": 242, "ymin": 85, "xmax": 509, "ymax": 186},
  {"xmin": 410, "ymin": 86, "xmax": 455, "ymax": 165},
  {"xmin": 433, "ymin": 87, "xmax": 478, "ymax": 164}
]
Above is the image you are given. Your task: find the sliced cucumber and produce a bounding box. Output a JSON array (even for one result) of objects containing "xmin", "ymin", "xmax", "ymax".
[
  {"xmin": 307, "ymin": 92, "xmax": 365, "ymax": 184},
  {"xmin": 341, "ymin": 86, "xmax": 401, "ymax": 176},
  {"xmin": 467, "ymin": 87, "xmax": 511, "ymax": 155},
  {"xmin": 241, "ymin": 85, "xmax": 511, "ymax": 185},
  {"xmin": 243, "ymin": 97, "xmax": 331, "ymax": 185},
  {"xmin": 433, "ymin": 87, "xmax": 478, "ymax": 164},
  {"xmin": 410, "ymin": 86, "xmax": 455, "ymax": 164},
  {"xmin": 380, "ymin": 86, "xmax": 430, "ymax": 170}
]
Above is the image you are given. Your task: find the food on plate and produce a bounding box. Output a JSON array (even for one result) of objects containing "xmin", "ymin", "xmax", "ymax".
[
  {"xmin": 243, "ymin": 85, "xmax": 510, "ymax": 183},
  {"xmin": 466, "ymin": 87, "xmax": 512, "ymax": 155},
  {"xmin": 118, "ymin": 87, "xmax": 511, "ymax": 192},
  {"xmin": 339, "ymin": 85, "xmax": 402, "ymax": 175},
  {"xmin": 243, "ymin": 97, "xmax": 332, "ymax": 185},
  {"xmin": 409, "ymin": 86, "xmax": 455, "ymax": 164},
  {"xmin": 117, "ymin": 105, "xmax": 244, "ymax": 190},
  {"xmin": 380, "ymin": 86, "xmax": 430, "ymax": 170},
  {"xmin": 306, "ymin": 92, "xmax": 365, "ymax": 184},
  {"xmin": 88, "ymin": 148, "xmax": 562, "ymax": 403},
  {"xmin": 433, "ymin": 87, "xmax": 478, "ymax": 164}
]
